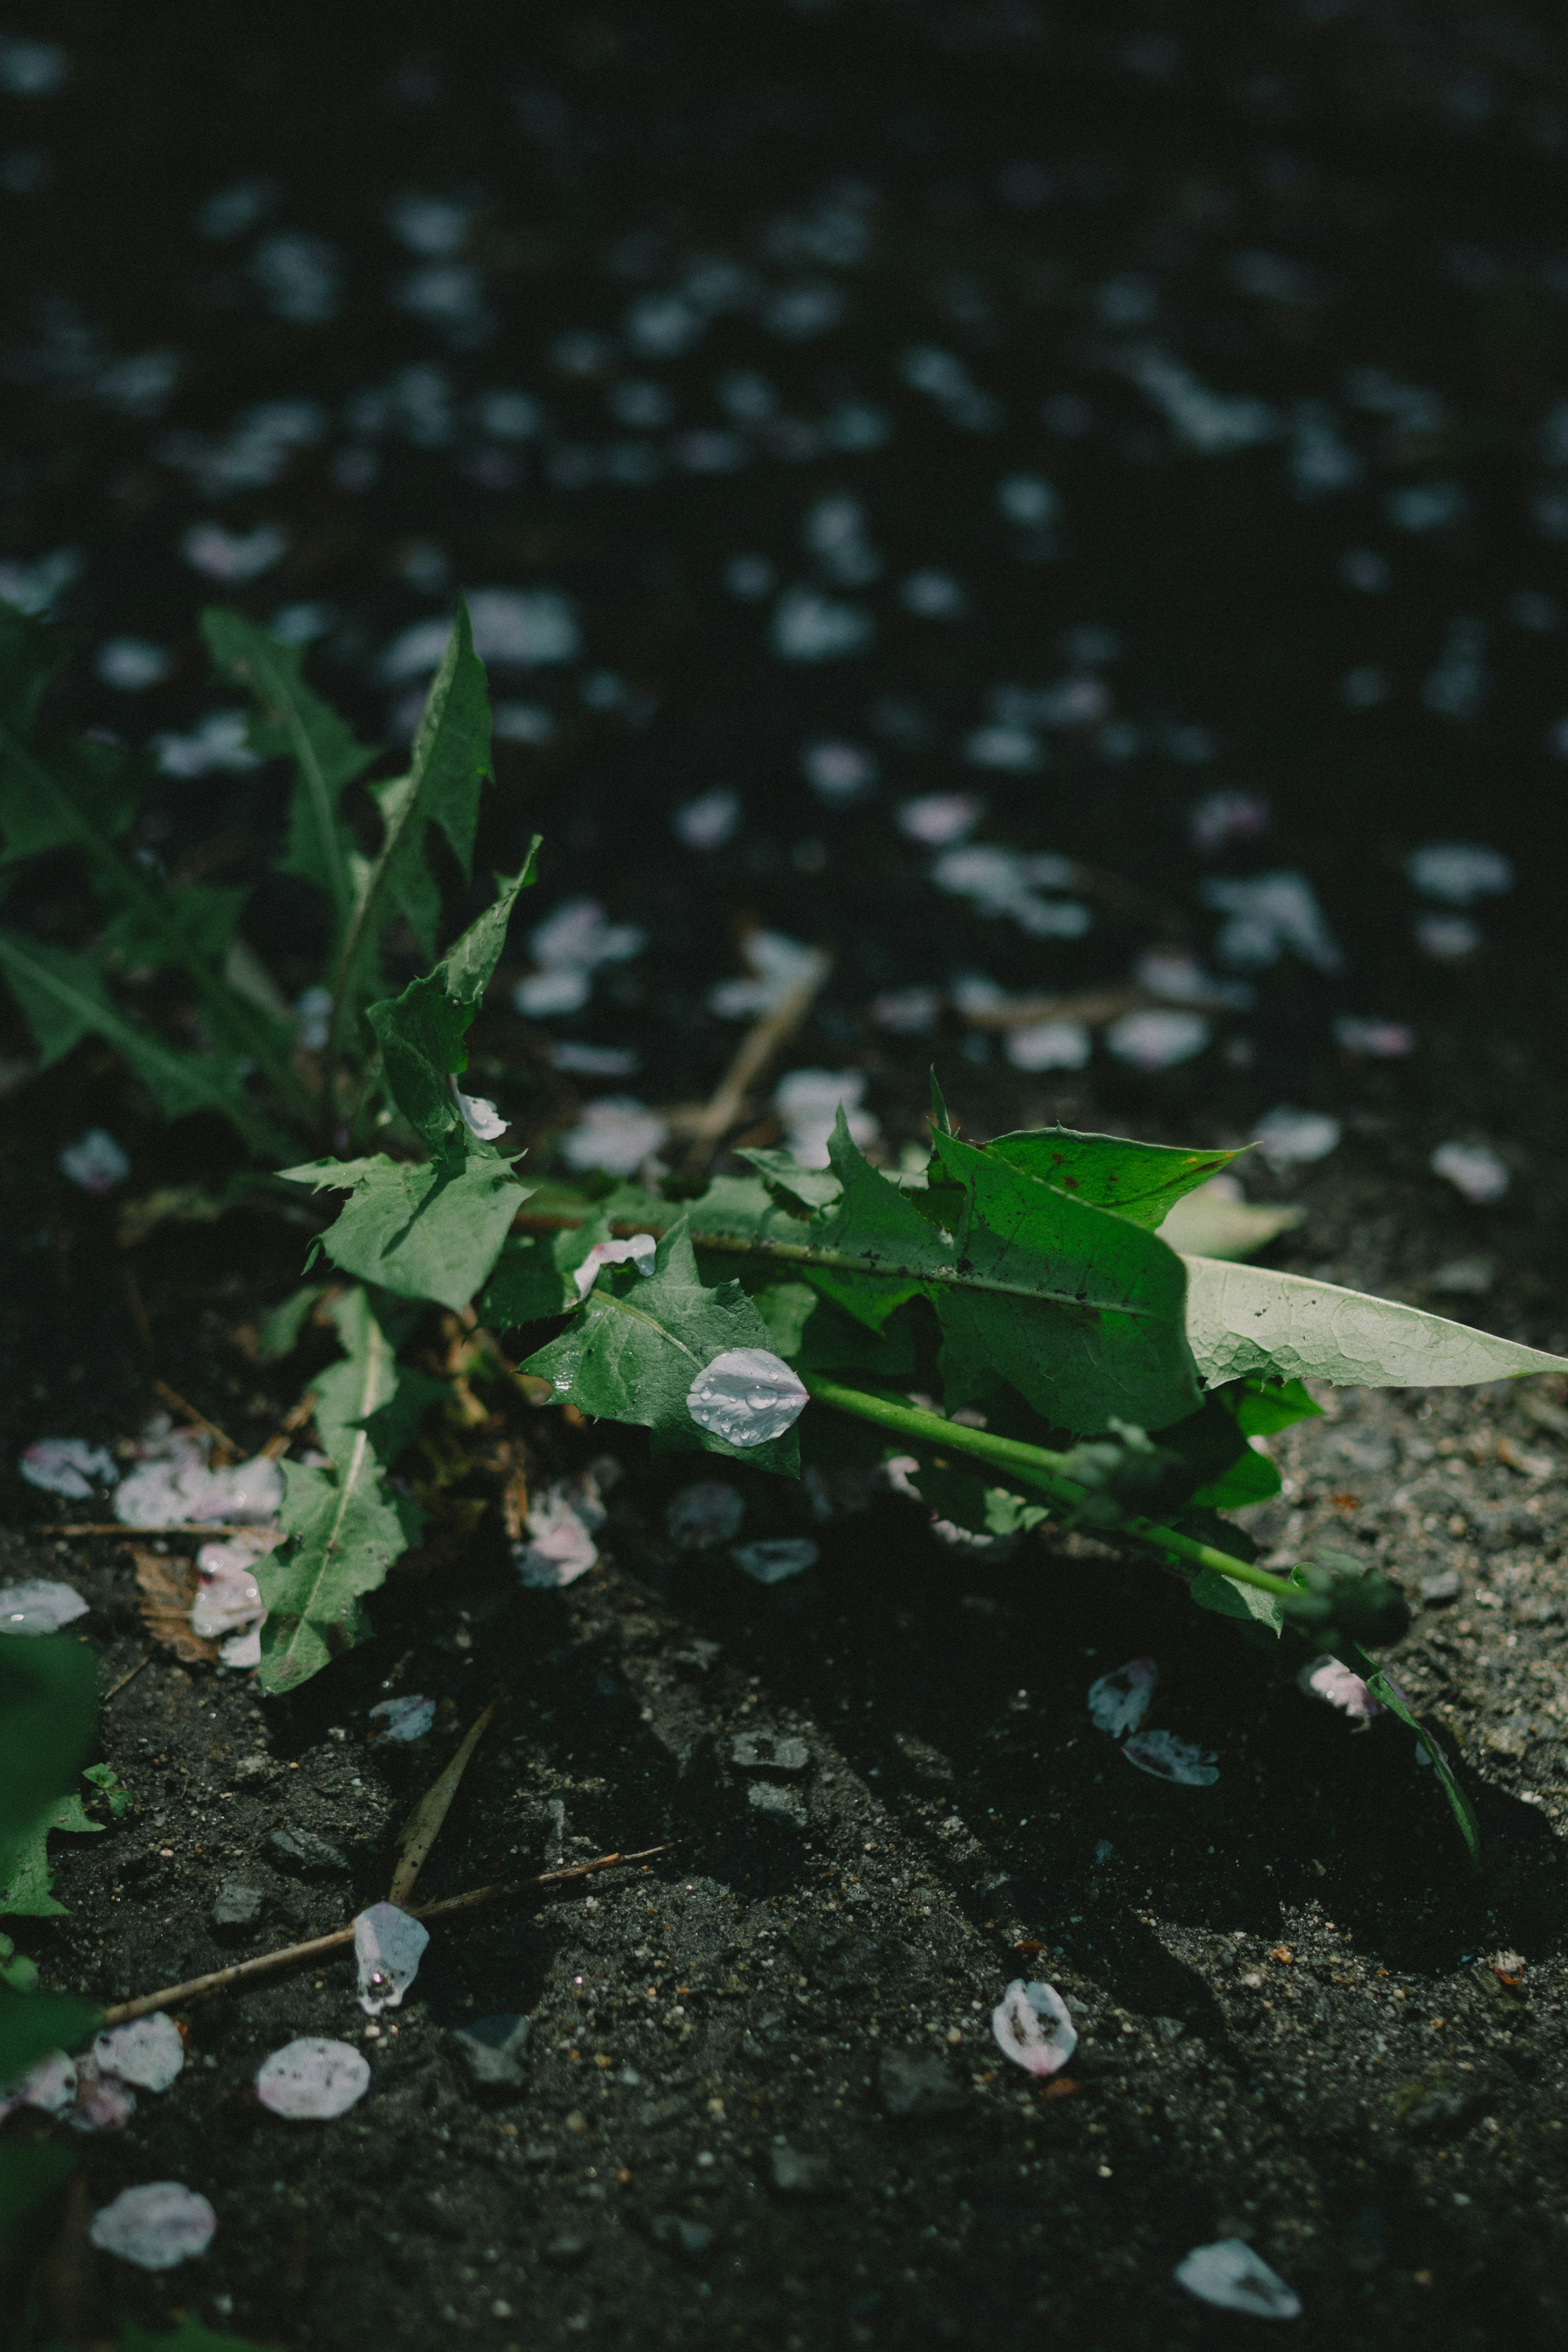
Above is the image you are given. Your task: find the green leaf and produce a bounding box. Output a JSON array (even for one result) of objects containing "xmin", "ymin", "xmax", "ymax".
[
  {"xmin": 100, "ymin": 884, "xmax": 249, "ymax": 975},
  {"xmin": 0, "ymin": 928, "xmax": 283, "ymax": 1152},
  {"xmin": 256, "ymin": 1283, "xmax": 327, "ymax": 1361},
  {"xmin": 365, "ymin": 856, "xmax": 538, "ymax": 1146},
  {"xmin": 481, "ymin": 1212, "xmax": 614, "ymax": 1329},
  {"xmin": 523, "ymin": 1219, "xmax": 803, "ymax": 1474},
  {"xmin": 203, "ymin": 608, "xmax": 377, "ymax": 937},
  {"xmin": 122, "ymin": 2319, "xmax": 276, "ymax": 2352},
  {"xmin": 0, "ymin": 2137, "xmax": 80, "ymax": 2269},
  {"xmin": 1182, "ymin": 1256, "xmax": 1568, "ymax": 1388},
  {"xmin": 289, "ymin": 1145, "xmax": 531, "ymax": 1312},
  {"xmin": 257, "ymin": 1450, "xmax": 421, "ymax": 1696},
  {"xmin": 1343, "ymin": 1643, "xmax": 1481, "ymax": 1868},
  {"xmin": 0, "ymin": 1981, "xmax": 101, "ymax": 2094},
  {"xmin": 311, "ymin": 1285, "xmax": 446, "ymax": 1469},
  {"xmin": 1232, "ymin": 1377, "xmax": 1322, "ymax": 1435},
  {"xmin": 352, "ymin": 599, "xmax": 492, "ymax": 969},
  {"xmin": 925, "ymin": 1129, "xmax": 1202, "ymax": 1432},
  {"xmin": 1192, "ymin": 1441, "xmax": 1281, "ymax": 1509},
  {"xmin": 0, "ymin": 1788, "xmax": 102, "ymax": 1919},
  {"xmin": 988, "ymin": 1125, "xmax": 1243, "ymax": 1228},
  {"xmin": 0, "ymin": 1635, "xmax": 97, "ymax": 1858},
  {"xmin": 1191, "ymin": 1565, "xmax": 1283, "ymax": 1635},
  {"xmin": 0, "ymin": 726, "xmax": 139, "ymax": 871},
  {"xmin": 82, "ymin": 1763, "xmax": 130, "ymax": 1820}
]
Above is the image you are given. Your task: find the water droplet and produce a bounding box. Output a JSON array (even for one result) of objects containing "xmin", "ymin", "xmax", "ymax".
[{"xmin": 685, "ymin": 1348, "xmax": 808, "ymax": 1447}]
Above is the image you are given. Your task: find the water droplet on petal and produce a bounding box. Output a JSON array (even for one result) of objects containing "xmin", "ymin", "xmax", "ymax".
[{"xmin": 685, "ymin": 1348, "xmax": 808, "ymax": 1448}]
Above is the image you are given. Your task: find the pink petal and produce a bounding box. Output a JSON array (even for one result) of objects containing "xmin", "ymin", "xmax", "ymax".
[{"xmin": 991, "ymin": 1979, "xmax": 1077, "ymax": 2077}]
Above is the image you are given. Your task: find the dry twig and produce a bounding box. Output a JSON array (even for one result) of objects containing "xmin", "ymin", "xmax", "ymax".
[
  {"xmin": 677, "ymin": 946, "xmax": 833, "ymax": 1175},
  {"xmin": 153, "ymin": 1379, "xmax": 240, "ymax": 1464},
  {"xmin": 98, "ymin": 1845, "xmax": 672, "ymax": 2025}
]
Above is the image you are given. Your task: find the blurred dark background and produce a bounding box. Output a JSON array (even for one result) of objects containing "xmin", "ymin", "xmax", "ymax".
[{"xmin": 3, "ymin": 0, "xmax": 1568, "ymax": 1259}]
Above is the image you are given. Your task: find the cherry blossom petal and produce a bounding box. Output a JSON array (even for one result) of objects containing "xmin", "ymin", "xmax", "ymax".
[
  {"xmin": 354, "ymin": 1902, "xmax": 430, "ymax": 2015},
  {"xmin": 90, "ymin": 2181, "xmax": 216, "ymax": 2270},
  {"xmin": 1122, "ymin": 1728, "xmax": 1219, "ymax": 1786},
  {"xmin": 94, "ymin": 2011, "xmax": 184, "ymax": 2092},
  {"xmin": 1087, "ymin": 1657, "xmax": 1158, "ymax": 1738},
  {"xmin": 991, "ymin": 1980, "xmax": 1077, "ymax": 2077},
  {"xmin": 1175, "ymin": 2238, "xmax": 1301, "ymax": 2319},
  {"xmin": 255, "ymin": 2036, "xmax": 370, "ymax": 2120}
]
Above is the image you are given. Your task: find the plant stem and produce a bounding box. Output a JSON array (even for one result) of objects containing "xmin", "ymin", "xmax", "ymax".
[
  {"xmin": 513, "ymin": 1206, "xmax": 1171, "ymax": 1324},
  {"xmin": 800, "ymin": 1372, "xmax": 1298, "ymax": 1604}
]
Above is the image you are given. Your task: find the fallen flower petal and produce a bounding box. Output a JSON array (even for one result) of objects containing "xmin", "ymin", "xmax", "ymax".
[
  {"xmin": 731, "ymin": 1537, "xmax": 818, "ymax": 1585},
  {"xmin": 369, "ymin": 1693, "xmax": 435, "ymax": 1742},
  {"xmin": 1087, "ymin": 1657, "xmax": 1159, "ymax": 1738},
  {"xmin": 255, "ymin": 2036, "xmax": 370, "ymax": 2120},
  {"xmin": 991, "ymin": 1980, "xmax": 1077, "ymax": 2077},
  {"xmin": 94, "ymin": 2011, "xmax": 184, "ymax": 2092},
  {"xmin": 449, "ymin": 1074, "xmax": 509, "ymax": 1140},
  {"xmin": 89, "ymin": 2181, "xmax": 216, "ymax": 2270},
  {"xmin": 665, "ymin": 1481, "xmax": 745, "ymax": 1550},
  {"xmin": 572, "ymin": 1232, "xmax": 657, "ymax": 1298},
  {"xmin": 67, "ymin": 2052, "xmax": 136, "ymax": 2132},
  {"xmin": 686, "ymin": 1348, "xmax": 809, "ymax": 1446},
  {"xmin": 1297, "ymin": 1655, "xmax": 1384, "ymax": 1720},
  {"xmin": 19, "ymin": 1437, "xmax": 118, "ymax": 1499},
  {"xmin": 1431, "ymin": 1139, "xmax": 1510, "ymax": 1204},
  {"xmin": 1122, "ymin": 1729, "xmax": 1219, "ymax": 1786},
  {"xmin": 354, "ymin": 1902, "xmax": 430, "ymax": 2015},
  {"xmin": 0, "ymin": 1577, "xmax": 88, "ymax": 1634},
  {"xmin": 1252, "ymin": 1105, "xmax": 1341, "ymax": 1169},
  {"xmin": 9, "ymin": 2048, "xmax": 77, "ymax": 2114},
  {"xmin": 1175, "ymin": 2238, "xmax": 1301, "ymax": 2319},
  {"xmin": 514, "ymin": 1480, "xmax": 601, "ymax": 1588},
  {"xmin": 59, "ymin": 1127, "xmax": 131, "ymax": 1194}
]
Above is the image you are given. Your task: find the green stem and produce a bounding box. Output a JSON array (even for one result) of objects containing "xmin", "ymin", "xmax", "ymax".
[
  {"xmin": 513, "ymin": 1207, "xmax": 1167, "ymax": 1322},
  {"xmin": 800, "ymin": 1372, "xmax": 1298, "ymax": 1605}
]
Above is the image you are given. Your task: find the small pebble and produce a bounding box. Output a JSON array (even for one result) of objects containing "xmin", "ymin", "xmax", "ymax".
[
  {"xmin": 451, "ymin": 2013, "xmax": 532, "ymax": 2091},
  {"xmin": 265, "ymin": 1827, "xmax": 350, "ymax": 1878},
  {"xmin": 878, "ymin": 2047, "xmax": 966, "ymax": 2120},
  {"xmin": 769, "ymin": 2142, "xmax": 835, "ymax": 2197}
]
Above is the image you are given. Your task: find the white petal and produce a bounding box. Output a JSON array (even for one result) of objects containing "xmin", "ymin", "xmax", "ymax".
[
  {"xmin": 665, "ymin": 1481, "xmax": 745, "ymax": 1550},
  {"xmin": 11, "ymin": 2049, "xmax": 77, "ymax": 2113},
  {"xmin": 449, "ymin": 1075, "xmax": 510, "ymax": 1140},
  {"xmin": 731, "ymin": 1538, "xmax": 818, "ymax": 1585},
  {"xmin": 0, "ymin": 1578, "xmax": 88, "ymax": 1635},
  {"xmin": 1175, "ymin": 2238, "xmax": 1301, "ymax": 2319},
  {"xmin": 67, "ymin": 2054, "xmax": 136, "ymax": 2133},
  {"xmin": 513, "ymin": 1482, "xmax": 601, "ymax": 1589},
  {"xmin": 354, "ymin": 1902, "xmax": 430, "ymax": 2015},
  {"xmin": 1087, "ymin": 1657, "xmax": 1158, "ymax": 1738},
  {"xmin": 90, "ymin": 2182, "xmax": 216, "ymax": 2270},
  {"xmin": 686, "ymin": 1348, "xmax": 808, "ymax": 1447},
  {"xmin": 255, "ymin": 2036, "xmax": 370, "ymax": 2120},
  {"xmin": 1297, "ymin": 1655, "xmax": 1383, "ymax": 1719},
  {"xmin": 1122, "ymin": 1728, "xmax": 1219, "ymax": 1786},
  {"xmin": 19, "ymin": 1439, "xmax": 118, "ymax": 1499},
  {"xmin": 94, "ymin": 2012, "xmax": 184, "ymax": 2093},
  {"xmin": 572, "ymin": 1232, "xmax": 656, "ymax": 1298},
  {"xmin": 369, "ymin": 1693, "xmax": 435, "ymax": 1742},
  {"xmin": 991, "ymin": 1980, "xmax": 1077, "ymax": 2077}
]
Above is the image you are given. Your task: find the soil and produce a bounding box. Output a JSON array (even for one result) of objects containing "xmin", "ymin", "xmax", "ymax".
[
  {"xmin": 7, "ymin": 3, "xmax": 1568, "ymax": 2347},
  {"xmin": 9, "ymin": 1101, "xmax": 1568, "ymax": 2352}
]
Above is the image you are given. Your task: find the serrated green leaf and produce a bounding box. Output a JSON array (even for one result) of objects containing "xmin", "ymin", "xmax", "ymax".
[
  {"xmin": 481, "ymin": 1212, "xmax": 612, "ymax": 1329},
  {"xmin": 257, "ymin": 1452, "xmax": 421, "ymax": 1695},
  {"xmin": 0, "ymin": 726, "xmax": 139, "ymax": 870},
  {"xmin": 1232, "ymin": 1377, "xmax": 1322, "ymax": 1435},
  {"xmin": 293, "ymin": 1144, "xmax": 531, "ymax": 1310},
  {"xmin": 443, "ymin": 844, "xmax": 541, "ymax": 1004},
  {"xmin": 1183, "ymin": 1256, "xmax": 1568, "ymax": 1388},
  {"xmin": 733, "ymin": 1147, "xmax": 842, "ymax": 1214},
  {"xmin": 1192, "ymin": 1440, "xmax": 1281, "ymax": 1508},
  {"xmin": 256, "ymin": 1283, "xmax": 327, "ymax": 1361},
  {"xmin": 523, "ymin": 1219, "xmax": 803, "ymax": 1473},
  {"xmin": 100, "ymin": 884, "xmax": 249, "ymax": 973},
  {"xmin": 0, "ymin": 1788, "xmax": 101, "ymax": 1918},
  {"xmin": 366, "ymin": 970, "xmax": 472, "ymax": 1145},
  {"xmin": 0, "ymin": 927, "xmax": 284, "ymax": 1151},
  {"xmin": 989, "ymin": 1125, "xmax": 1242, "ymax": 1228},
  {"xmin": 311, "ymin": 1285, "xmax": 446, "ymax": 1469},
  {"xmin": 0, "ymin": 1633, "xmax": 98, "ymax": 1902},
  {"xmin": 203, "ymin": 608, "xmax": 376, "ymax": 936},
  {"xmin": 1190, "ymin": 1564, "xmax": 1284, "ymax": 1635},
  {"xmin": 925, "ymin": 1128, "xmax": 1202, "ymax": 1432}
]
